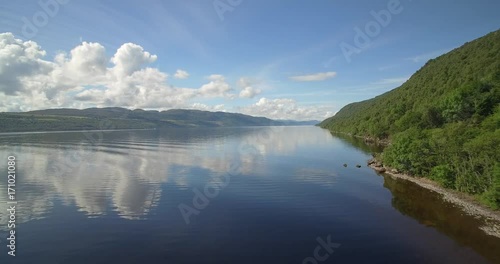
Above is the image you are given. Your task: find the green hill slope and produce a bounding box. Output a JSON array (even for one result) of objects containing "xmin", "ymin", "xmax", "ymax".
[
  {"xmin": 0, "ymin": 107, "xmax": 315, "ymax": 133},
  {"xmin": 320, "ymin": 30, "xmax": 500, "ymax": 209}
]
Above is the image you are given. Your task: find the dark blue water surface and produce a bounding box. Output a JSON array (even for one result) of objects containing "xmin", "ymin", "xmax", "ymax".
[{"xmin": 0, "ymin": 126, "xmax": 499, "ymax": 264}]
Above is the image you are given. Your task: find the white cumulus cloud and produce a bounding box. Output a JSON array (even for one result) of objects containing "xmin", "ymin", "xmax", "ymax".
[
  {"xmin": 237, "ymin": 77, "xmax": 261, "ymax": 98},
  {"xmin": 0, "ymin": 32, "xmax": 53, "ymax": 95},
  {"xmin": 174, "ymin": 69, "xmax": 189, "ymax": 79},
  {"xmin": 239, "ymin": 86, "xmax": 261, "ymax": 98},
  {"xmin": 0, "ymin": 32, "xmax": 334, "ymax": 121},
  {"xmin": 198, "ymin": 74, "xmax": 232, "ymax": 98},
  {"xmin": 190, "ymin": 103, "xmax": 226, "ymax": 112},
  {"xmin": 110, "ymin": 43, "xmax": 157, "ymax": 77},
  {"xmin": 0, "ymin": 32, "xmax": 241, "ymax": 112},
  {"xmin": 290, "ymin": 71, "xmax": 337, "ymax": 82},
  {"xmin": 239, "ymin": 98, "xmax": 334, "ymax": 121}
]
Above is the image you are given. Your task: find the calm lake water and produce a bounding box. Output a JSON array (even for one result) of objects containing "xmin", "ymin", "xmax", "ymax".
[{"xmin": 0, "ymin": 126, "xmax": 499, "ymax": 264}]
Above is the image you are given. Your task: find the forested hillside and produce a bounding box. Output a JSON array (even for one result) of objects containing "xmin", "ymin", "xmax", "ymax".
[
  {"xmin": 0, "ymin": 107, "xmax": 316, "ymax": 132},
  {"xmin": 320, "ymin": 30, "xmax": 500, "ymax": 209}
]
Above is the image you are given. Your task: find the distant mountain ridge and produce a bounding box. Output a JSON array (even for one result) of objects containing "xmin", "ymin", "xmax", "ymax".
[{"xmin": 0, "ymin": 107, "xmax": 318, "ymax": 132}]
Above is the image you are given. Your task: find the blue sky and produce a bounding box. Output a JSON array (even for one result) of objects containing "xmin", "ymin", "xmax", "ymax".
[{"xmin": 0, "ymin": 0, "xmax": 499, "ymax": 120}]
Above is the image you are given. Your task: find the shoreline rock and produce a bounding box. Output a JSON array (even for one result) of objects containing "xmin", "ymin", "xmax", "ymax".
[{"xmin": 367, "ymin": 159, "xmax": 500, "ymax": 238}]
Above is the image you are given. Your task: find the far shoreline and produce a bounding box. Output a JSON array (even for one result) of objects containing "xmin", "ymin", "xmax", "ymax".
[{"xmin": 0, "ymin": 128, "xmax": 156, "ymax": 136}]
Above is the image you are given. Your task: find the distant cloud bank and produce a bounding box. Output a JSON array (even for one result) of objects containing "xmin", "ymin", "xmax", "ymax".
[
  {"xmin": 290, "ymin": 71, "xmax": 337, "ymax": 82},
  {"xmin": 0, "ymin": 32, "xmax": 334, "ymax": 121}
]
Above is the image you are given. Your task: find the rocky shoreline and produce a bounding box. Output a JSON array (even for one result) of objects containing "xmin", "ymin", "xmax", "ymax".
[{"xmin": 367, "ymin": 158, "xmax": 500, "ymax": 238}]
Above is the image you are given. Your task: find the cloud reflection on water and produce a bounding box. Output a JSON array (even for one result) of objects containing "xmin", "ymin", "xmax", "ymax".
[{"xmin": 0, "ymin": 127, "xmax": 335, "ymax": 226}]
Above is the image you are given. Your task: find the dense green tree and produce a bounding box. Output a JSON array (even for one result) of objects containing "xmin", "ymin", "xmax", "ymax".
[
  {"xmin": 481, "ymin": 163, "xmax": 500, "ymax": 210},
  {"xmin": 320, "ymin": 29, "xmax": 500, "ymax": 209}
]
